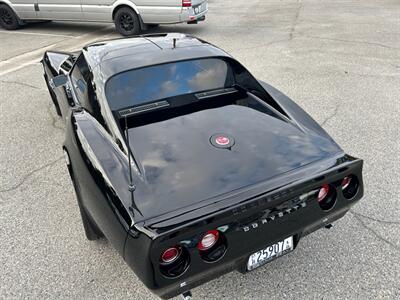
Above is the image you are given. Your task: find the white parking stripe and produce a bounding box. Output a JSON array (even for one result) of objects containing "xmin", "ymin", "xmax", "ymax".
[
  {"xmin": 0, "ymin": 26, "xmax": 115, "ymax": 77},
  {"xmin": 0, "ymin": 30, "xmax": 75, "ymax": 38}
]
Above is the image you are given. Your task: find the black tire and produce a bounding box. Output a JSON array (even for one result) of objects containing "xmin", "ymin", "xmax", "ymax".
[
  {"xmin": 114, "ymin": 7, "xmax": 140, "ymax": 36},
  {"xmin": 69, "ymin": 162, "xmax": 104, "ymax": 241},
  {"xmin": 0, "ymin": 4, "xmax": 20, "ymax": 30}
]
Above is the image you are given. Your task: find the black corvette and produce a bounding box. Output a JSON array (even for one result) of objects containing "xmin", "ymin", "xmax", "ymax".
[{"xmin": 42, "ymin": 33, "xmax": 364, "ymax": 299}]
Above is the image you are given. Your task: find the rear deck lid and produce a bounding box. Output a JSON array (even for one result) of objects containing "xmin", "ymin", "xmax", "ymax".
[{"xmin": 129, "ymin": 99, "xmax": 342, "ymax": 222}]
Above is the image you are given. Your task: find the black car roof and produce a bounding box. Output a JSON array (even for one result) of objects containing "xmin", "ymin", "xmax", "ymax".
[{"xmin": 83, "ymin": 33, "xmax": 232, "ymax": 81}]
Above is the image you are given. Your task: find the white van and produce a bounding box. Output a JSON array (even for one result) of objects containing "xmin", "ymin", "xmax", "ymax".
[{"xmin": 0, "ymin": 0, "xmax": 208, "ymax": 35}]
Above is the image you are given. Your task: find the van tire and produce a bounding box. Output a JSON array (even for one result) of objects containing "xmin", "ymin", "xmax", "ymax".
[
  {"xmin": 0, "ymin": 4, "xmax": 20, "ymax": 30},
  {"xmin": 114, "ymin": 7, "xmax": 140, "ymax": 36}
]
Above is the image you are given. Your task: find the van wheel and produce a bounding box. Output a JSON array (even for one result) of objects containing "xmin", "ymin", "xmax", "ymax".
[
  {"xmin": 0, "ymin": 4, "xmax": 20, "ymax": 30},
  {"xmin": 114, "ymin": 7, "xmax": 140, "ymax": 36}
]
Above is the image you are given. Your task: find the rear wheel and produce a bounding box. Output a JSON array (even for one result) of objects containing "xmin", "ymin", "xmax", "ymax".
[
  {"xmin": 0, "ymin": 4, "xmax": 20, "ymax": 30},
  {"xmin": 114, "ymin": 7, "xmax": 140, "ymax": 36},
  {"xmin": 68, "ymin": 159, "xmax": 104, "ymax": 241}
]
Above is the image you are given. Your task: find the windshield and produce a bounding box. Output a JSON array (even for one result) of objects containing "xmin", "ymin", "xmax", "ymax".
[{"xmin": 105, "ymin": 58, "xmax": 234, "ymax": 110}]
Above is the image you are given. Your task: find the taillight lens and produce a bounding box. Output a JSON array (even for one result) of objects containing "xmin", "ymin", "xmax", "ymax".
[
  {"xmin": 160, "ymin": 247, "xmax": 180, "ymax": 263},
  {"xmin": 182, "ymin": 0, "xmax": 191, "ymax": 7},
  {"xmin": 317, "ymin": 184, "xmax": 330, "ymax": 202},
  {"xmin": 198, "ymin": 230, "xmax": 219, "ymax": 251},
  {"xmin": 317, "ymin": 184, "xmax": 337, "ymax": 211},
  {"xmin": 342, "ymin": 175, "xmax": 359, "ymax": 200},
  {"xmin": 341, "ymin": 177, "xmax": 351, "ymax": 190},
  {"xmin": 159, "ymin": 246, "xmax": 190, "ymax": 278}
]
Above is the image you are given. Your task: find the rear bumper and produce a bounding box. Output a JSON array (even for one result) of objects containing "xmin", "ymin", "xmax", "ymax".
[
  {"xmin": 154, "ymin": 204, "xmax": 354, "ymax": 299},
  {"xmin": 180, "ymin": 4, "xmax": 208, "ymax": 23},
  {"xmin": 126, "ymin": 157, "xmax": 363, "ymax": 299},
  {"xmin": 138, "ymin": 2, "xmax": 208, "ymax": 25}
]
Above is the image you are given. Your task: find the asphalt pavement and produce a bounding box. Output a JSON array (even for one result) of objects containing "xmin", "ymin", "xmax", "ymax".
[{"xmin": 1, "ymin": 0, "xmax": 399, "ymax": 299}]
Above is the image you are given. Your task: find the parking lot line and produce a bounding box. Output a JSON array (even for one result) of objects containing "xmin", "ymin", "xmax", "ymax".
[
  {"xmin": 0, "ymin": 30, "xmax": 75, "ymax": 38},
  {"xmin": 0, "ymin": 26, "xmax": 115, "ymax": 77}
]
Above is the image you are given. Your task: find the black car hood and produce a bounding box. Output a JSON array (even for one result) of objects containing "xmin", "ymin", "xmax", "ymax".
[{"xmin": 128, "ymin": 103, "xmax": 342, "ymax": 221}]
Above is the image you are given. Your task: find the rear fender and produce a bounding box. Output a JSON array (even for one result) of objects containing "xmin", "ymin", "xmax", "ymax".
[
  {"xmin": 65, "ymin": 110, "xmax": 134, "ymax": 254},
  {"xmin": 259, "ymin": 80, "xmax": 338, "ymax": 142}
]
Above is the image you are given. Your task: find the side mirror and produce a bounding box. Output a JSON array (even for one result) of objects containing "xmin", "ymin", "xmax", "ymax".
[{"xmin": 50, "ymin": 75, "xmax": 68, "ymax": 89}]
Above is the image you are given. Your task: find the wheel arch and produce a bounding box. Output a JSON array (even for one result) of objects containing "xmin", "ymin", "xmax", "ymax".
[
  {"xmin": 62, "ymin": 146, "xmax": 74, "ymax": 177},
  {"xmin": 112, "ymin": 0, "xmax": 140, "ymax": 20},
  {"xmin": 0, "ymin": 0, "xmax": 14, "ymax": 10},
  {"xmin": 0, "ymin": 0, "xmax": 21, "ymax": 19}
]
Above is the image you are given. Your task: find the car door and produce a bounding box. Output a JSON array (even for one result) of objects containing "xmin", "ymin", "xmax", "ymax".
[
  {"xmin": 36, "ymin": 0, "xmax": 83, "ymax": 20},
  {"xmin": 10, "ymin": 0, "xmax": 37, "ymax": 19}
]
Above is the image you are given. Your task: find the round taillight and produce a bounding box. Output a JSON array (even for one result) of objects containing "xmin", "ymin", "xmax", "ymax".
[
  {"xmin": 198, "ymin": 230, "xmax": 219, "ymax": 251},
  {"xmin": 160, "ymin": 247, "xmax": 180, "ymax": 263},
  {"xmin": 159, "ymin": 246, "xmax": 190, "ymax": 278},
  {"xmin": 317, "ymin": 184, "xmax": 337, "ymax": 211},
  {"xmin": 342, "ymin": 175, "xmax": 359, "ymax": 200},
  {"xmin": 341, "ymin": 177, "xmax": 351, "ymax": 190},
  {"xmin": 317, "ymin": 184, "xmax": 330, "ymax": 202}
]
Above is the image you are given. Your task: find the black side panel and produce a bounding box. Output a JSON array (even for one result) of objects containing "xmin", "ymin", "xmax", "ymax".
[
  {"xmin": 64, "ymin": 112, "xmax": 130, "ymax": 255},
  {"xmin": 124, "ymin": 230, "xmax": 154, "ymax": 289}
]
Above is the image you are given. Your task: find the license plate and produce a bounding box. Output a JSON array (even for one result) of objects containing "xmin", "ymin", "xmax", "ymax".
[
  {"xmin": 247, "ymin": 236, "xmax": 293, "ymax": 271},
  {"xmin": 194, "ymin": 3, "xmax": 206, "ymax": 14}
]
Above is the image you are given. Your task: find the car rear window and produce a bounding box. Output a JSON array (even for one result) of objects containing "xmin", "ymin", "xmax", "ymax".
[{"xmin": 105, "ymin": 58, "xmax": 234, "ymax": 110}]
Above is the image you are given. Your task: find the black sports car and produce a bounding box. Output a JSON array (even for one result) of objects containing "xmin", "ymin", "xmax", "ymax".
[{"xmin": 42, "ymin": 33, "xmax": 364, "ymax": 299}]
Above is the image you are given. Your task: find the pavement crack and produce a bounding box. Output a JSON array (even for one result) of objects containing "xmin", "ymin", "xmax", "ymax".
[
  {"xmin": 349, "ymin": 211, "xmax": 400, "ymax": 252},
  {"xmin": 351, "ymin": 209, "xmax": 400, "ymax": 225},
  {"xmin": 289, "ymin": 1, "xmax": 303, "ymax": 39},
  {"xmin": 0, "ymin": 80, "xmax": 42, "ymax": 90},
  {"xmin": 300, "ymin": 34, "xmax": 400, "ymax": 50},
  {"xmin": 320, "ymin": 102, "xmax": 340, "ymax": 127},
  {"xmin": 230, "ymin": 38, "xmax": 292, "ymax": 52},
  {"xmin": 0, "ymin": 157, "xmax": 63, "ymax": 193},
  {"xmin": 229, "ymin": 1, "xmax": 303, "ymax": 52}
]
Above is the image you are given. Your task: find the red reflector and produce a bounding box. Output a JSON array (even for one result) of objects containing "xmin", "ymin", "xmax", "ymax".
[
  {"xmin": 161, "ymin": 247, "xmax": 179, "ymax": 263},
  {"xmin": 317, "ymin": 184, "xmax": 330, "ymax": 202},
  {"xmin": 198, "ymin": 230, "xmax": 219, "ymax": 251},
  {"xmin": 182, "ymin": 0, "xmax": 191, "ymax": 7},
  {"xmin": 341, "ymin": 177, "xmax": 351, "ymax": 190}
]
